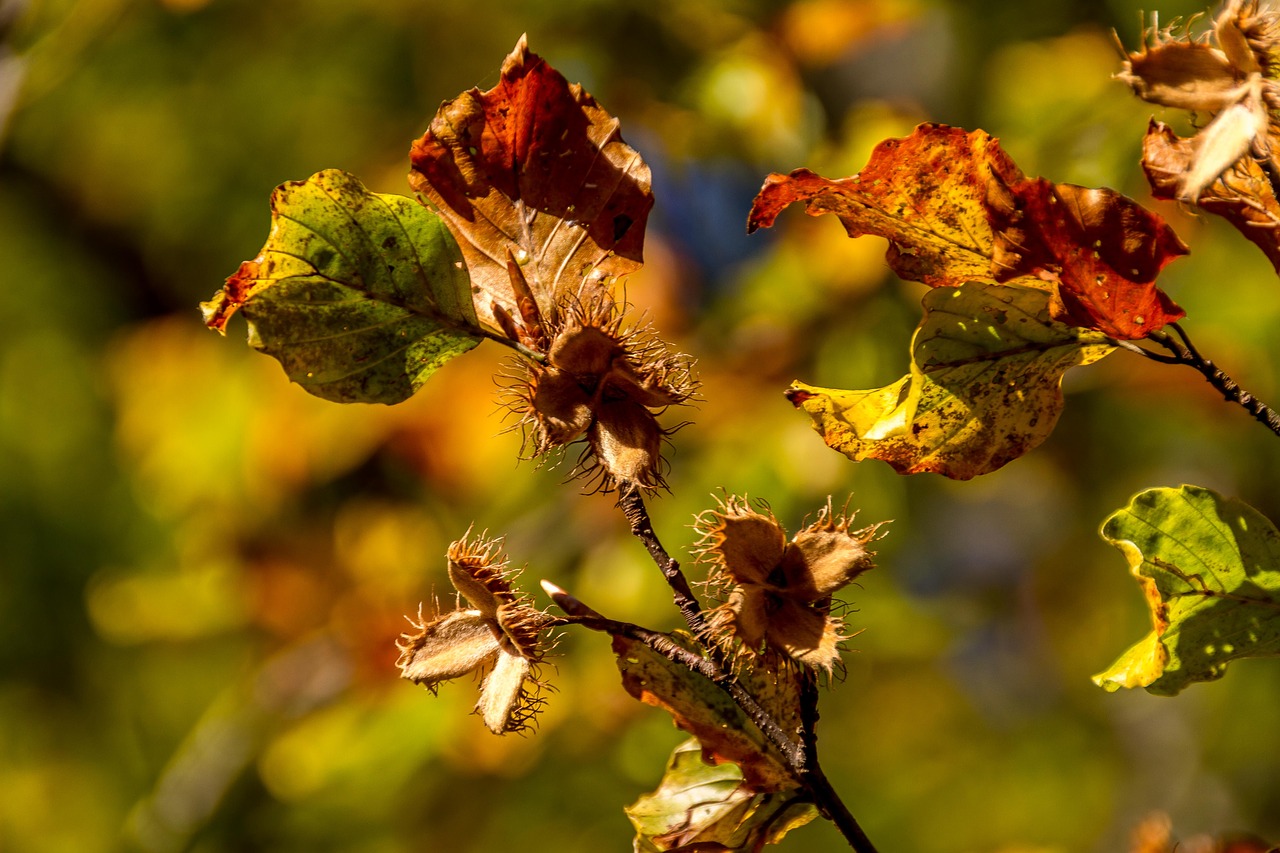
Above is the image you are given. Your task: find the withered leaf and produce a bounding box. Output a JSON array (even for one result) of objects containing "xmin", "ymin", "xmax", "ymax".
[
  {"xmin": 993, "ymin": 178, "xmax": 1187, "ymax": 338},
  {"xmin": 1144, "ymin": 118, "xmax": 1280, "ymax": 274},
  {"xmin": 409, "ymin": 34, "xmax": 653, "ymax": 337},
  {"xmin": 612, "ymin": 633, "xmax": 797, "ymax": 793},
  {"xmin": 749, "ymin": 123, "xmax": 1025, "ymax": 287}
]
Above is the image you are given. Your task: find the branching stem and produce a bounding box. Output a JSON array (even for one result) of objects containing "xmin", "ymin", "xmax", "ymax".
[
  {"xmin": 1129, "ymin": 323, "xmax": 1280, "ymax": 438},
  {"xmin": 608, "ymin": 485, "xmax": 880, "ymax": 853},
  {"xmin": 616, "ymin": 484, "xmax": 709, "ymax": 637}
]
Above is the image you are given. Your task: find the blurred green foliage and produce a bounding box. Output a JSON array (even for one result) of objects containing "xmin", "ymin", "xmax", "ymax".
[{"xmin": 3, "ymin": 0, "xmax": 1280, "ymax": 851}]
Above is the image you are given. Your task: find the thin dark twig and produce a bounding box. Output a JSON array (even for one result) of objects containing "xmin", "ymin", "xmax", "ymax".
[
  {"xmin": 795, "ymin": 670, "xmax": 879, "ymax": 853},
  {"xmin": 616, "ymin": 484, "xmax": 709, "ymax": 637},
  {"xmin": 1143, "ymin": 324, "xmax": 1280, "ymax": 438}
]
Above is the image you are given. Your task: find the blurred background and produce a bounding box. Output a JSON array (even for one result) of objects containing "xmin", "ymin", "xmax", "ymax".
[{"xmin": 4, "ymin": 0, "xmax": 1280, "ymax": 851}]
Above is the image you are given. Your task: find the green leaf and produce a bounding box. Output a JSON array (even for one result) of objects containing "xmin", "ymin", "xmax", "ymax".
[
  {"xmin": 202, "ymin": 169, "xmax": 481, "ymax": 404},
  {"xmin": 611, "ymin": 634, "xmax": 797, "ymax": 793},
  {"xmin": 787, "ymin": 282, "xmax": 1115, "ymax": 479},
  {"xmin": 1094, "ymin": 485, "xmax": 1280, "ymax": 696},
  {"xmin": 627, "ymin": 739, "xmax": 818, "ymax": 853}
]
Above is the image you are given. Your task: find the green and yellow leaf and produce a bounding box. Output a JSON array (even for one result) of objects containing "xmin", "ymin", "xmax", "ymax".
[
  {"xmin": 203, "ymin": 169, "xmax": 480, "ymax": 404},
  {"xmin": 786, "ymin": 282, "xmax": 1114, "ymax": 479},
  {"xmin": 1094, "ymin": 485, "xmax": 1280, "ymax": 696}
]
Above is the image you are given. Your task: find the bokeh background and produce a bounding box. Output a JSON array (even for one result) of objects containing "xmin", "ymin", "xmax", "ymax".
[{"xmin": 4, "ymin": 0, "xmax": 1280, "ymax": 851}]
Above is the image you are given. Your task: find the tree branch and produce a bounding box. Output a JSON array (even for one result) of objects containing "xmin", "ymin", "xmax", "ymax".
[
  {"xmin": 795, "ymin": 670, "xmax": 880, "ymax": 853},
  {"xmin": 605, "ymin": 485, "xmax": 880, "ymax": 853},
  {"xmin": 616, "ymin": 484, "xmax": 710, "ymax": 638},
  {"xmin": 1142, "ymin": 324, "xmax": 1280, "ymax": 438}
]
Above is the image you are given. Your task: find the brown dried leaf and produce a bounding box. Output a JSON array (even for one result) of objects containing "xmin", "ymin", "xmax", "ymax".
[
  {"xmin": 409, "ymin": 35, "xmax": 653, "ymax": 336},
  {"xmin": 1144, "ymin": 118, "xmax": 1280, "ymax": 274}
]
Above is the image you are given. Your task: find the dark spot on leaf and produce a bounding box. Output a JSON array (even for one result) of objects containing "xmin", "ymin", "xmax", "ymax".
[
  {"xmin": 382, "ymin": 236, "xmax": 398, "ymax": 250},
  {"xmin": 613, "ymin": 214, "xmax": 633, "ymax": 242},
  {"xmin": 313, "ymin": 248, "xmax": 335, "ymax": 270},
  {"xmin": 784, "ymin": 387, "xmax": 813, "ymax": 406}
]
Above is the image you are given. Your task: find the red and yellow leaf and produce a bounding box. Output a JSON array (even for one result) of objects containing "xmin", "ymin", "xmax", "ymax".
[
  {"xmin": 748, "ymin": 123, "xmax": 1024, "ymax": 287},
  {"xmin": 786, "ymin": 282, "xmax": 1115, "ymax": 479},
  {"xmin": 409, "ymin": 35, "xmax": 653, "ymax": 336},
  {"xmin": 749, "ymin": 122, "xmax": 1187, "ymax": 339}
]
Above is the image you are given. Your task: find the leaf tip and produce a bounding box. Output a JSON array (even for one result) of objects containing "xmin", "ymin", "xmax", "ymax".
[
  {"xmin": 202, "ymin": 259, "xmax": 260, "ymax": 334},
  {"xmin": 783, "ymin": 385, "xmax": 815, "ymax": 407}
]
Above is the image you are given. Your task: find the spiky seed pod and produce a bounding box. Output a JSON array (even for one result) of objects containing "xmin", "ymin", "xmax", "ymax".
[
  {"xmin": 549, "ymin": 314, "xmax": 624, "ymax": 379},
  {"xmin": 1219, "ymin": 0, "xmax": 1280, "ymax": 77},
  {"xmin": 500, "ymin": 291, "xmax": 697, "ymax": 491},
  {"xmin": 587, "ymin": 398, "xmax": 667, "ymax": 491},
  {"xmin": 396, "ymin": 606, "xmax": 500, "ymax": 691},
  {"xmin": 779, "ymin": 499, "xmax": 881, "ymax": 600},
  {"xmin": 1116, "ymin": 25, "xmax": 1240, "ymax": 112},
  {"xmin": 509, "ymin": 365, "xmax": 594, "ymax": 456},
  {"xmin": 1118, "ymin": 4, "xmax": 1280, "ymax": 201},
  {"xmin": 398, "ymin": 532, "xmax": 552, "ymax": 734},
  {"xmin": 695, "ymin": 496, "xmax": 886, "ymax": 673}
]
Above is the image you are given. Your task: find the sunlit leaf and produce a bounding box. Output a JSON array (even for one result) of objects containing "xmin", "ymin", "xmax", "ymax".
[
  {"xmin": 993, "ymin": 178, "xmax": 1187, "ymax": 339},
  {"xmin": 203, "ymin": 170, "xmax": 480, "ymax": 404},
  {"xmin": 1143, "ymin": 118, "xmax": 1280, "ymax": 275},
  {"xmin": 409, "ymin": 34, "xmax": 653, "ymax": 337},
  {"xmin": 612, "ymin": 634, "xmax": 797, "ymax": 793},
  {"xmin": 749, "ymin": 123, "xmax": 1023, "ymax": 288},
  {"xmin": 627, "ymin": 739, "xmax": 818, "ymax": 853},
  {"xmin": 1094, "ymin": 485, "xmax": 1280, "ymax": 696},
  {"xmin": 786, "ymin": 283, "xmax": 1114, "ymax": 479},
  {"xmin": 748, "ymin": 122, "xmax": 1187, "ymax": 339}
]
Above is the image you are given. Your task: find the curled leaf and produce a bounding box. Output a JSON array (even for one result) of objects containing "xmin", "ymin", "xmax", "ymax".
[
  {"xmin": 409, "ymin": 34, "xmax": 654, "ymax": 336},
  {"xmin": 627, "ymin": 739, "xmax": 817, "ymax": 853},
  {"xmin": 203, "ymin": 169, "xmax": 481, "ymax": 404},
  {"xmin": 748, "ymin": 123, "xmax": 1024, "ymax": 288},
  {"xmin": 992, "ymin": 179, "xmax": 1187, "ymax": 338},
  {"xmin": 786, "ymin": 282, "xmax": 1114, "ymax": 479},
  {"xmin": 1094, "ymin": 485, "xmax": 1280, "ymax": 696}
]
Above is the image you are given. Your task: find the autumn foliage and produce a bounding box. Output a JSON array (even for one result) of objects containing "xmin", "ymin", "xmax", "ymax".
[{"xmin": 203, "ymin": 7, "xmax": 1280, "ymax": 851}]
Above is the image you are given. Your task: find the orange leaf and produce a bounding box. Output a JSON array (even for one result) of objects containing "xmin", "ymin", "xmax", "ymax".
[
  {"xmin": 409, "ymin": 35, "xmax": 653, "ymax": 337},
  {"xmin": 749, "ymin": 123, "xmax": 1024, "ymax": 287},
  {"xmin": 749, "ymin": 122, "xmax": 1187, "ymax": 339}
]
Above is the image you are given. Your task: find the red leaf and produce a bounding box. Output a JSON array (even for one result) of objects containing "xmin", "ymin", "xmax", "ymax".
[
  {"xmin": 409, "ymin": 35, "xmax": 653, "ymax": 336},
  {"xmin": 994, "ymin": 179, "xmax": 1187, "ymax": 339}
]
